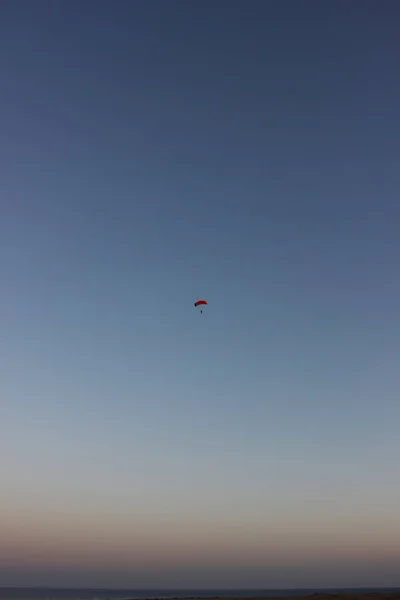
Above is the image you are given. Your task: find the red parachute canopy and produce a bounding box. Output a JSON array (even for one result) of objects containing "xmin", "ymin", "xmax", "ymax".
[{"xmin": 194, "ymin": 300, "xmax": 208, "ymax": 307}]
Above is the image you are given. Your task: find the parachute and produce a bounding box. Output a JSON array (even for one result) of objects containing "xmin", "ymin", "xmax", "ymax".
[
  {"xmin": 194, "ymin": 300, "xmax": 207, "ymax": 307},
  {"xmin": 194, "ymin": 299, "xmax": 208, "ymax": 314}
]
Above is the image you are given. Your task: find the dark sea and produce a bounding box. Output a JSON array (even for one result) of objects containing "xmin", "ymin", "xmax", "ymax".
[{"xmin": 0, "ymin": 588, "xmax": 399, "ymax": 600}]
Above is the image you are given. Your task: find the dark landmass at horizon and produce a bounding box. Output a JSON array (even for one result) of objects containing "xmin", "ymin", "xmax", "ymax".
[{"xmin": 125, "ymin": 593, "xmax": 400, "ymax": 600}]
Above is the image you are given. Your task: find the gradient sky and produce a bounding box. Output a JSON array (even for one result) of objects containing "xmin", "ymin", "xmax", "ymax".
[{"xmin": 1, "ymin": 0, "xmax": 400, "ymax": 590}]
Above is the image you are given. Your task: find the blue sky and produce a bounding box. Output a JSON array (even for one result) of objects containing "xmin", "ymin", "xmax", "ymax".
[{"xmin": 1, "ymin": 0, "xmax": 400, "ymax": 589}]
